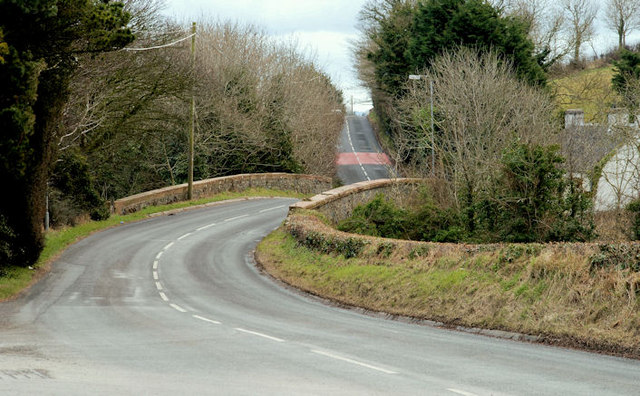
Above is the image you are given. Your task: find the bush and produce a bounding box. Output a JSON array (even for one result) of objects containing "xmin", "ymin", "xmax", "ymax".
[
  {"xmin": 338, "ymin": 194, "xmax": 412, "ymax": 239},
  {"xmin": 0, "ymin": 213, "xmax": 16, "ymax": 270},
  {"xmin": 411, "ymin": 197, "xmax": 466, "ymax": 242},
  {"xmin": 338, "ymin": 144, "xmax": 594, "ymax": 244},
  {"xmin": 626, "ymin": 199, "xmax": 640, "ymax": 240},
  {"xmin": 51, "ymin": 150, "xmax": 110, "ymax": 226},
  {"xmin": 338, "ymin": 193, "xmax": 466, "ymax": 243},
  {"xmin": 488, "ymin": 143, "xmax": 594, "ymax": 243}
]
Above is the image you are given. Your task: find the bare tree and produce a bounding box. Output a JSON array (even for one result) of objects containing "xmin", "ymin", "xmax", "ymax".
[
  {"xmin": 605, "ymin": 0, "xmax": 640, "ymax": 50},
  {"xmin": 393, "ymin": 48, "xmax": 558, "ymax": 212},
  {"xmin": 194, "ymin": 22, "xmax": 344, "ymax": 178},
  {"xmin": 561, "ymin": 0, "xmax": 598, "ymax": 64},
  {"xmin": 504, "ymin": 0, "xmax": 568, "ymax": 64}
]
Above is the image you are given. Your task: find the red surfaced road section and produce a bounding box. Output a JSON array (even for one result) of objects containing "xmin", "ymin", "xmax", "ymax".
[{"xmin": 336, "ymin": 152, "xmax": 391, "ymax": 165}]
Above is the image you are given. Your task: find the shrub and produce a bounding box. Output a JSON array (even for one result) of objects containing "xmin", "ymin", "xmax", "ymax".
[
  {"xmin": 51, "ymin": 150, "xmax": 110, "ymax": 226},
  {"xmin": 626, "ymin": 199, "xmax": 640, "ymax": 240},
  {"xmin": 490, "ymin": 143, "xmax": 594, "ymax": 243},
  {"xmin": 590, "ymin": 243, "xmax": 640, "ymax": 272},
  {"xmin": 338, "ymin": 194, "xmax": 412, "ymax": 239}
]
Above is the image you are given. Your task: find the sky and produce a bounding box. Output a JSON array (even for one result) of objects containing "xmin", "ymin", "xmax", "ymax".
[
  {"xmin": 163, "ymin": 0, "xmax": 373, "ymax": 113},
  {"xmin": 162, "ymin": 1, "xmax": 637, "ymax": 115}
]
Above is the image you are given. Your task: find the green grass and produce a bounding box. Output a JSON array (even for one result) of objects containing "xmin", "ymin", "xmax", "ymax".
[
  {"xmin": 257, "ymin": 229, "xmax": 494, "ymax": 316},
  {"xmin": 256, "ymin": 225, "xmax": 640, "ymax": 357},
  {"xmin": 551, "ymin": 65, "xmax": 618, "ymax": 122},
  {"xmin": 0, "ymin": 188, "xmax": 306, "ymax": 301}
]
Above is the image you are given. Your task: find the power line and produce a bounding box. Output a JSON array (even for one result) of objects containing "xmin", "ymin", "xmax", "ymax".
[{"xmin": 122, "ymin": 33, "xmax": 195, "ymax": 52}]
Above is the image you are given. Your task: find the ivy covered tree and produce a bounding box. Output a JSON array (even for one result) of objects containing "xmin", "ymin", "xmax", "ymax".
[
  {"xmin": 612, "ymin": 49, "xmax": 640, "ymax": 113},
  {"xmin": 491, "ymin": 143, "xmax": 594, "ymax": 242},
  {"xmin": 359, "ymin": 0, "xmax": 547, "ymax": 98},
  {"xmin": 0, "ymin": 0, "xmax": 133, "ymax": 268},
  {"xmin": 408, "ymin": 0, "xmax": 546, "ymax": 87},
  {"xmin": 364, "ymin": 0, "xmax": 417, "ymax": 95}
]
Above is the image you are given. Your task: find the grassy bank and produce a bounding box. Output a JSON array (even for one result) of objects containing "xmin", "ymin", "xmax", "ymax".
[
  {"xmin": 550, "ymin": 65, "xmax": 617, "ymax": 122},
  {"xmin": 257, "ymin": 222, "xmax": 640, "ymax": 358},
  {"xmin": 0, "ymin": 188, "xmax": 305, "ymax": 301}
]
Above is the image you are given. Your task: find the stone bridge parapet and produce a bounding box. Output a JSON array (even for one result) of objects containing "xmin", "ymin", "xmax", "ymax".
[{"xmin": 113, "ymin": 173, "xmax": 332, "ymax": 215}]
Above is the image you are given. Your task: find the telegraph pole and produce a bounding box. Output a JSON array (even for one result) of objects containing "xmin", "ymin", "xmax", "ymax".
[
  {"xmin": 430, "ymin": 79, "xmax": 435, "ymax": 176},
  {"xmin": 188, "ymin": 22, "xmax": 196, "ymax": 200}
]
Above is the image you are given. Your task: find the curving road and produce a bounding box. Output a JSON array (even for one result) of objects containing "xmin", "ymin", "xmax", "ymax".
[
  {"xmin": 337, "ymin": 115, "xmax": 395, "ymax": 185},
  {"xmin": 1, "ymin": 198, "xmax": 639, "ymax": 395}
]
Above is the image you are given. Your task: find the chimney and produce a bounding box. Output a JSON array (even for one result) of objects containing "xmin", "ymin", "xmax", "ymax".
[{"xmin": 564, "ymin": 109, "xmax": 584, "ymax": 129}]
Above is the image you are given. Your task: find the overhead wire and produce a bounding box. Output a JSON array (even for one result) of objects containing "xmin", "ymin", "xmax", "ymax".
[{"xmin": 122, "ymin": 33, "xmax": 195, "ymax": 52}]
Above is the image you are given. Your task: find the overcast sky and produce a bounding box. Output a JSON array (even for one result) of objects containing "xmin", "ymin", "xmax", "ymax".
[
  {"xmin": 163, "ymin": 0, "xmax": 373, "ymax": 113},
  {"xmin": 162, "ymin": 1, "xmax": 637, "ymax": 114}
]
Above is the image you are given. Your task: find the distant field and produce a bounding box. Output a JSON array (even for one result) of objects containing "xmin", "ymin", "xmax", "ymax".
[{"xmin": 550, "ymin": 65, "xmax": 619, "ymax": 123}]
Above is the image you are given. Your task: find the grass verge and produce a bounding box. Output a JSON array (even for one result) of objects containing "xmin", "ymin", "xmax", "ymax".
[
  {"xmin": 0, "ymin": 188, "xmax": 305, "ymax": 302},
  {"xmin": 256, "ymin": 226, "xmax": 640, "ymax": 358}
]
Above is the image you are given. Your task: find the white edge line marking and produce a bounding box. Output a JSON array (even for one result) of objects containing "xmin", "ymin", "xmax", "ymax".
[
  {"xmin": 235, "ymin": 328, "xmax": 284, "ymax": 343},
  {"xmin": 155, "ymin": 251, "xmax": 163, "ymax": 260},
  {"xmin": 311, "ymin": 350, "xmax": 397, "ymax": 374},
  {"xmin": 170, "ymin": 303, "xmax": 187, "ymax": 313},
  {"xmin": 259, "ymin": 205, "xmax": 285, "ymax": 213},
  {"xmin": 153, "ymin": 271, "xmax": 159, "ymax": 280},
  {"xmin": 193, "ymin": 315, "xmax": 221, "ymax": 324},
  {"xmin": 224, "ymin": 214, "xmax": 249, "ymax": 222},
  {"xmin": 163, "ymin": 241, "xmax": 174, "ymax": 250},
  {"xmin": 159, "ymin": 292, "xmax": 169, "ymax": 301},
  {"xmin": 153, "ymin": 260, "xmax": 158, "ymax": 270},
  {"xmin": 155, "ymin": 281, "xmax": 163, "ymax": 290},
  {"xmin": 446, "ymin": 389, "xmax": 478, "ymax": 396},
  {"xmin": 177, "ymin": 232, "xmax": 192, "ymax": 240}
]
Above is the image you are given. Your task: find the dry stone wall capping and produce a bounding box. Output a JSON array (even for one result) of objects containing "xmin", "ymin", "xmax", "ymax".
[
  {"xmin": 290, "ymin": 178, "xmax": 424, "ymax": 224},
  {"xmin": 113, "ymin": 173, "xmax": 332, "ymax": 215}
]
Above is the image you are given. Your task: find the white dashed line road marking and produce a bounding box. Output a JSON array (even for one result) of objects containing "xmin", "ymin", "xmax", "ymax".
[
  {"xmin": 193, "ymin": 315, "xmax": 221, "ymax": 325},
  {"xmin": 345, "ymin": 119, "xmax": 371, "ymax": 181},
  {"xmin": 170, "ymin": 303, "xmax": 187, "ymax": 313},
  {"xmin": 224, "ymin": 214, "xmax": 248, "ymax": 222},
  {"xmin": 235, "ymin": 328, "xmax": 285, "ymax": 343},
  {"xmin": 311, "ymin": 350, "xmax": 397, "ymax": 374},
  {"xmin": 151, "ymin": 207, "xmax": 301, "ymax": 337},
  {"xmin": 259, "ymin": 205, "xmax": 285, "ymax": 213},
  {"xmin": 177, "ymin": 232, "xmax": 192, "ymax": 240},
  {"xmin": 196, "ymin": 223, "xmax": 216, "ymax": 231},
  {"xmin": 446, "ymin": 389, "xmax": 478, "ymax": 396}
]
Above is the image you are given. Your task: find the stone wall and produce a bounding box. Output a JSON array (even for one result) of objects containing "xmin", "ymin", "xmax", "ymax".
[
  {"xmin": 290, "ymin": 178, "xmax": 423, "ymax": 224},
  {"xmin": 113, "ymin": 173, "xmax": 332, "ymax": 215}
]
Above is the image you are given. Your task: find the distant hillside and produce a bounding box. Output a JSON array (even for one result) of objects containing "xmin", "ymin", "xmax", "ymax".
[{"xmin": 550, "ymin": 65, "xmax": 619, "ymax": 123}]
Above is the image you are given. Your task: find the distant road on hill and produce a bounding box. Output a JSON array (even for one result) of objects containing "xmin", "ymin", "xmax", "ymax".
[{"xmin": 336, "ymin": 115, "xmax": 395, "ymax": 185}]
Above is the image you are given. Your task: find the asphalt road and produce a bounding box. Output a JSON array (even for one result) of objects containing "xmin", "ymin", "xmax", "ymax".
[
  {"xmin": 337, "ymin": 115, "xmax": 395, "ymax": 185},
  {"xmin": 1, "ymin": 198, "xmax": 639, "ymax": 395}
]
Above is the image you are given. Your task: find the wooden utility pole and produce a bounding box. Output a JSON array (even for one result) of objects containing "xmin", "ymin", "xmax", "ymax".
[
  {"xmin": 430, "ymin": 79, "xmax": 435, "ymax": 176},
  {"xmin": 188, "ymin": 22, "xmax": 196, "ymax": 200}
]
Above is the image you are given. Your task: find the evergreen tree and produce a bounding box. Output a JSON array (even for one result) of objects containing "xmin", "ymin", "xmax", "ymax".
[
  {"xmin": 0, "ymin": 0, "xmax": 133, "ymax": 267},
  {"xmin": 365, "ymin": 0, "xmax": 417, "ymax": 95},
  {"xmin": 612, "ymin": 49, "xmax": 640, "ymax": 113},
  {"xmin": 408, "ymin": 0, "xmax": 546, "ymax": 86}
]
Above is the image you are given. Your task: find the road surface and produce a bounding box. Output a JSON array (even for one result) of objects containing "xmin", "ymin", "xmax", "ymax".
[
  {"xmin": 337, "ymin": 115, "xmax": 395, "ymax": 184},
  {"xmin": 1, "ymin": 198, "xmax": 639, "ymax": 395}
]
